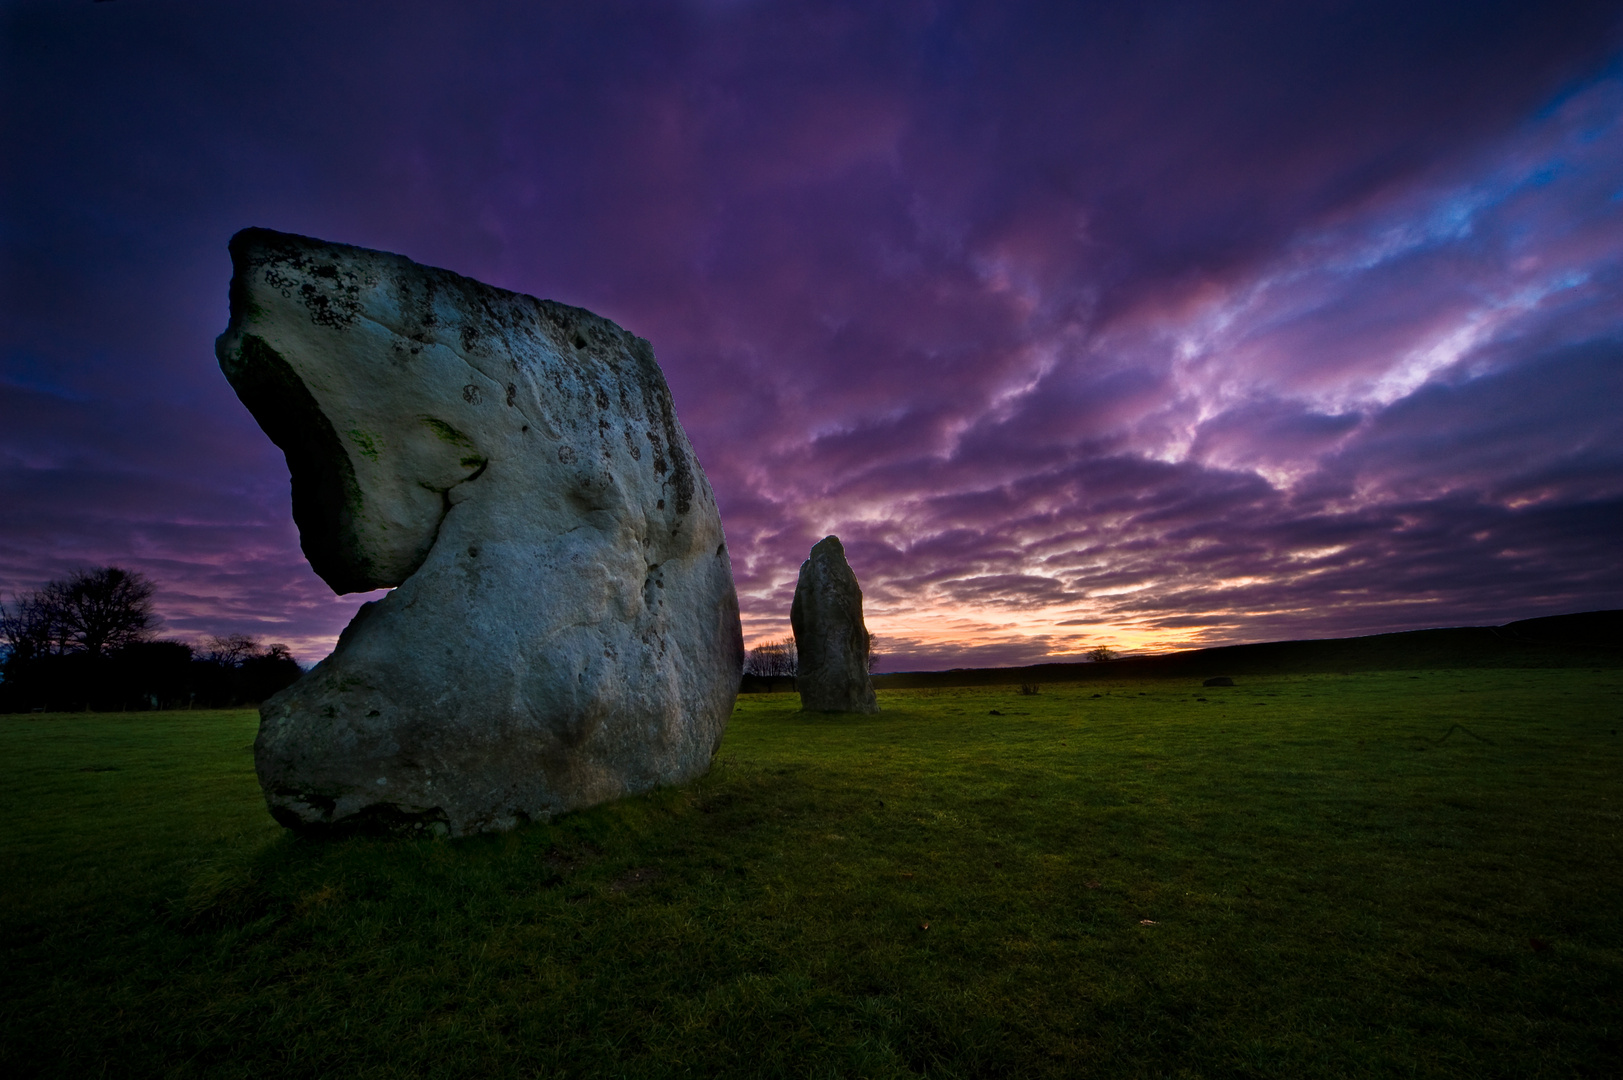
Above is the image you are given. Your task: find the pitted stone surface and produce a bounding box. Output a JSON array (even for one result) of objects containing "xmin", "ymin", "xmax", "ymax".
[
  {"xmin": 790, "ymin": 536, "xmax": 878, "ymax": 713},
  {"xmin": 217, "ymin": 228, "xmax": 743, "ymax": 835}
]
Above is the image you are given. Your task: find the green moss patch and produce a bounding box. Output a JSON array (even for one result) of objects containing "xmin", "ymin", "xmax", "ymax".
[
  {"xmin": 347, "ymin": 429, "xmax": 380, "ymax": 461},
  {"xmin": 419, "ymin": 416, "xmax": 474, "ymax": 448}
]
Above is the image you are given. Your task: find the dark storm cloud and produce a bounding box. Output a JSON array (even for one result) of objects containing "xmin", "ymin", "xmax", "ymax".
[{"xmin": 3, "ymin": 1, "xmax": 1622, "ymax": 669}]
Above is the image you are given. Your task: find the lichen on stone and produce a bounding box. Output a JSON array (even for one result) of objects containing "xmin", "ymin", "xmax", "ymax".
[
  {"xmin": 348, "ymin": 429, "xmax": 380, "ymax": 461},
  {"xmin": 420, "ymin": 416, "xmax": 474, "ymax": 448}
]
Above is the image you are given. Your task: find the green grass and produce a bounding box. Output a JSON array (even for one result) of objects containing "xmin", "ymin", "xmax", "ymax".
[{"xmin": 3, "ymin": 670, "xmax": 1621, "ymax": 1078}]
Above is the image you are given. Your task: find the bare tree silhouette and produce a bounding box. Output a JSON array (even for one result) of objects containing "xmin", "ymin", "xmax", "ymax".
[
  {"xmin": 743, "ymin": 638, "xmax": 798, "ymax": 678},
  {"xmin": 2, "ymin": 566, "xmax": 157, "ymax": 658}
]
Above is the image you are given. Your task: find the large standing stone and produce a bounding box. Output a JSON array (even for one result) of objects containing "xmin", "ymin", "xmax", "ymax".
[
  {"xmin": 216, "ymin": 228, "xmax": 743, "ymax": 836},
  {"xmin": 790, "ymin": 536, "xmax": 878, "ymax": 713}
]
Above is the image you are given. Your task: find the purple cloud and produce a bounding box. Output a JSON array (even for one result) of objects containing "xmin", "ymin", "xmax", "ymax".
[{"xmin": 4, "ymin": 1, "xmax": 1622, "ymax": 671}]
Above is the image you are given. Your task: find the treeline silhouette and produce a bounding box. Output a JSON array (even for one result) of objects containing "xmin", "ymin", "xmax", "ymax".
[{"xmin": 0, "ymin": 567, "xmax": 303, "ymax": 712}]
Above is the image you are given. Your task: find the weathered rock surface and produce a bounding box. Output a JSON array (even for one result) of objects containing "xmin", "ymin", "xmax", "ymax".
[
  {"xmin": 790, "ymin": 536, "xmax": 878, "ymax": 713},
  {"xmin": 217, "ymin": 228, "xmax": 743, "ymax": 835}
]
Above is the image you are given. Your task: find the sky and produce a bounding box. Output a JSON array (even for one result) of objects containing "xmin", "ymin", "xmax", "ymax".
[{"xmin": 3, "ymin": 0, "xmax": 1622, "ymax": 672}]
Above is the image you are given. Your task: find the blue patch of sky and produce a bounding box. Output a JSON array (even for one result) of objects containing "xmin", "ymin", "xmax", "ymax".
[
  {"xmin": 0, "ymin": 355, "xmax": 90, "ymax": 402},
  {"xmin": 1531, "ymin": 52, "xmax": 1623, "ymax": 121}
]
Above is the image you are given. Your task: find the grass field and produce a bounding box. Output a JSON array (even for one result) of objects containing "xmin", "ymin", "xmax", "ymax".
[{"xmin": 2, "ymin": 669, "xmax": 1620, "ymax": 1078}]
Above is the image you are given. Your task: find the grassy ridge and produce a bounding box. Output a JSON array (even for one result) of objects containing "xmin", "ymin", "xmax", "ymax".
[
  {"xmin": 860, "ymin": 610, "xmax": 1623, "ymax": 692},
  {"xmin": 2, "ymin": 670, "xmax": 1621, "ymax": 1078}
]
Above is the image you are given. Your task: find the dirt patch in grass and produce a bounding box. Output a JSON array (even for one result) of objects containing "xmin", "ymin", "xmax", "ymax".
[{"xmin": 609, "ymin": 867, "xmax": 661, "ymax": 892}]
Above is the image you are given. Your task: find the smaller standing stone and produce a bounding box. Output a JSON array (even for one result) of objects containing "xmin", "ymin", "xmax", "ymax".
[{"xmin": 791, "ymin": 536, "xmax": 878, "ymax": 713}]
